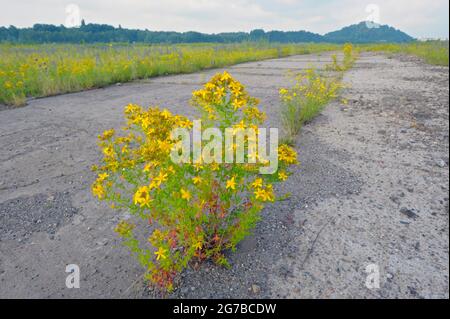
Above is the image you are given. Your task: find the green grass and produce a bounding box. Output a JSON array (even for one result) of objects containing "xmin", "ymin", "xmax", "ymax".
[{"xmin": 359, "ymin": 41, "xmax": 449, "ymax": 66}]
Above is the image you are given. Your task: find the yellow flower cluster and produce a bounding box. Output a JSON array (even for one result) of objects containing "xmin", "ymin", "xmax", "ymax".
[
  {"xmin": 134, "ymin": 186, "xmax": 152, "ymax": 207},
  {"xmin": 280, "ymin": 69, "xmax": 341, "ymax": 105},
  {"xmin": 278, "ymin": 145, "xmax": 298, "ymax": 165},
  {"xmin": 192, "ymin": 71, "xmax": 265, "ymax": 125},
  {"xmin": 254, "ymin": 185, "xmax": 275, "ymax": 202},
  {"xmin": 250, "ymin": 178, "xmax": 275, "ymax": 202},
  {"xmin": 91, "ymin": 172, "xmax": 109, "ymax": 199},
  {"xmin": 91, "ymin": 104, "xmax": 192, "ymax": 204},
  {"xmin": 279, "ymin": 67, "xmax": 344, "ymax": 142}
]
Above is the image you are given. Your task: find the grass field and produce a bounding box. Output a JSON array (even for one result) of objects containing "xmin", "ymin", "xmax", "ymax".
[
  {"xmin": 0, "ymin": 42, "xmax": 340, "ymax": 106},
  {"xmin": 0, "ymin": 41, "xmax": 447, "ymax": 107},
  {"xmin": 359, "ymin": 41, "xmax": 449, "ymax": 66}
]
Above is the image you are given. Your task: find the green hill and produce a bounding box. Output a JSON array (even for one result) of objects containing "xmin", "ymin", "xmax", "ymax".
[{"xmin": 324, "ymin": 22, "xmax": 415, "ymax": 43}]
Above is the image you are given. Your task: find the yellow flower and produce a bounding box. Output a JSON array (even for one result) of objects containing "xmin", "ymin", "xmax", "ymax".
[
  {"xmin": 158, "ymin": 140, "xmax": 172, "ymax": 153},
  {"xmin": 220, "ymin": 71, "xmax": 232, "ymax": 83},
  {"xmin": 265, "ymin": 185, "xmax": 275, "ymax": 202},
  {"xmin": 154, "ymin": 171, "xmax": 168, "ymax": 186},
  {"xmin": 97, "ymin": 173, "xmax": 109, "ymax": 182},
  {"xmin": 192, "ymin": 176, "xmax": 203, "ymax": 185},
  {"xmin": 278, "ymin": 171, "xmax": 288, "ymax": 181},
  {"xmin": 181, "ymin": 188, "xmax": 191, "ymax": 201},
  {"xmin": 167, "ymin": 166, "xmax": 175, "ymax": 175},
  {"xmin": 194, "ymin": 241, "xmax": 202, "ymax": 250},
  {"xmin": 134, "ymin": 186, "xmax": 152, "ymax": 207},
  {"xmin": 205, "ymin": 83, "xmax": 216, "ymax": 91},
  {"xmin": 232, "ymin": 98, "xmax": 245, "ymax": 110},
  {"xmin": 155, "ymin": 247, "xmax": 167, "ymax": 261},
  {"xmin": 102, "ymin": 145, "xmax": 115, "ymax": 158},
  {"xmin": 161, "ymin": 109, "xmax": 172, "ymax": 119},
  {"xmin": 149, "ymin": 229, "xmax": 163, "ymax": 243},
  {"xmin": 254, "ymin": 188, "xmax": 266, "ymax": 201},
  {"xmin": 99, "ymin": 129, "xmax": 115, "ymax": 140},
  {"xmin": 144, "ymin": 161, "xmax": 158, "ymax": 172},
  {"xmin": 226, "ymin": 177, "xmax": 236, "ymax": 191},
  {"xmin": 233, "ymin": 120, "xmax": 246, "ymax": 131},
  {"xmin": 92, "ymin": 183, "xmax": 106, "ymax": 199},
  {"xmin": 214, "ymin": 87, "xmax": 226, "ymax": 99},
  {"xmin": 278, "ymin": 145, "xmax": 298, "ymax": 165},
  {"xmin": 254, "ymin": 185, "xmax": 275, "ymax": 202},
  {"xmin": 252, "ymin": 178, "xmax": 263, "ymax": 189},
  {"xmin": 279, "ymin": 88, "xmax": 288, "ymax": 95},
  {"xmin": 230, "ymin": 86, "xmax": 242, "ymax": 97}
]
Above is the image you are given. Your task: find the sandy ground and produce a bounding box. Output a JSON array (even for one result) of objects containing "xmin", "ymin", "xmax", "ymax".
[{"xmin": 0, "ymin": 52, "xmax": 448, "ymax": 299}]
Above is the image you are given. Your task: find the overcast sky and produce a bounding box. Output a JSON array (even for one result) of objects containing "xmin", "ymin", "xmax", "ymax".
[{"xmin": 0, "ymin": 0, "xmax": 448, "ymax": 38}]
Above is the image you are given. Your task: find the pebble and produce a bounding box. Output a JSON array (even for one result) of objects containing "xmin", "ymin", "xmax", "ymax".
[
  {"xmin": 251, "ymin": 284, "xmax": 261, "ymax": 294},
  {"xmin": 435, "ymin": 159, "xmax": 446, "ymax": 168},
  {"xmin": 400, "ymin": 207, "xmax": 419, "ymax": 220},
  {"xmin": 97, "ymin": 238, "xmax": 109, "ymax": 246}
]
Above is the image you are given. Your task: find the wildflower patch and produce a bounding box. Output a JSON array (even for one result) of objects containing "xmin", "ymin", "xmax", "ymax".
[{"xmin": 279, "ymin": 68, "xmax": 343, "ymax": 142}]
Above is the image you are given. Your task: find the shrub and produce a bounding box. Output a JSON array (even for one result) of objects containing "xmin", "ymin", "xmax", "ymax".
[{"xmin": 92, "ymin": 72, "xmax": 298, "ymax": 291}]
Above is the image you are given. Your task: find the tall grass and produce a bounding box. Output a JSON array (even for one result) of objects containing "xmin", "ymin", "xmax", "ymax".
[
  {"xmin": 359, "ymin": 41, "xmax": 449, "ymax": 66},
  {"xmin": 0, "ymin": 42, "xmax": 341, "ymax": 106}
]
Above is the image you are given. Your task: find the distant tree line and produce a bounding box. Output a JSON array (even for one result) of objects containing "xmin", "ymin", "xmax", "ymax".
[{"xmin": 0, "ymin": 21, "xmax": 415, "ymax": 44}]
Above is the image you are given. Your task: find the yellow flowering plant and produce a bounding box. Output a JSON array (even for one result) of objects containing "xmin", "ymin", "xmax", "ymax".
[
  {"xmin": 343, "ymin": 43, "xmax": 356, "ymax": 69},
  {"xmin": 326, "ymin": 43, "xmax": 357, "ymax": 72},
  {"xmin": 279, "ymin": 68, "xmax": 343, "ymax": 142},
  {"xmin": 92, "ymin": 72, "xmax": 297, "ymax": 291}
]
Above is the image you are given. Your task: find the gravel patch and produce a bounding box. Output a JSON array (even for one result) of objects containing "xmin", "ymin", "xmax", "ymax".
[{"xmin": 0, "ymin": 192, "xmax": 78, "ymax": 243}]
